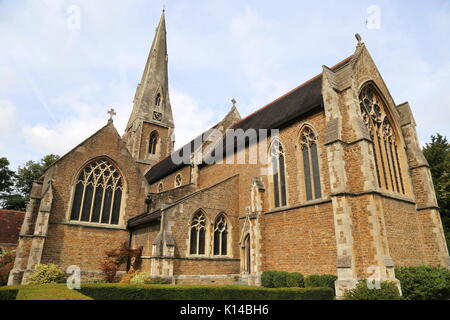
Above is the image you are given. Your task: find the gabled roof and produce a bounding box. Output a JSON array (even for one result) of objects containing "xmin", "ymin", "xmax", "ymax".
[{"xmin": 145, "ymin": 55, "xmax": 353, "ymax": 184}]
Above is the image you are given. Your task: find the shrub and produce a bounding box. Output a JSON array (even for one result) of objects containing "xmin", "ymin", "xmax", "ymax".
[
  {"xmin": 27, "ymin": 264, "xmax": 65, "ymax": 285},
  {"xmin": 344, "ymin": 280, "xmax": 401, "ymax": 300},
  {"xmin": 0, "ymin": 251, "xmax": 15, "ymax": 286},
  {"xmin": 286, "ymin": 272, "xmax": 304, "ymax": 288},
  {"xmin": 273, "ymin": 271, "xmax": 289, "ymax": 288},
  {"xmin": 78, "ymin": 283, "xmax": 334, "ymax": 300},
  {"xmin": 304, "ymin": 275, "xmax": 337, "ymax": 292},
  {"xmin": 261, "ymin": 270, "xmax": 277, "ymax": 288},
  {"xmin": 130, "ymin": 272, "xmax": 151, "ymax": 285},
  {"xmin": 396, "ymin": 265, "xmax": 450, "ymax": 300},
  {"xmin": 100, "ymin": 243, "xmax": 143, "ymax": 283}
]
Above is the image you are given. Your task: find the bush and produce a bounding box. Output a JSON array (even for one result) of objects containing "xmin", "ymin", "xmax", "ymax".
[
  {"xmin": 78, "ymin": 283, "xmax": 334, "ymax": 300},
  {"xmin": 286, "ymin": 272, "xmax": 304, "ymax": 288},
  {"xmin": 344, "ymin": 280, "xmax": 401, "ymax": 300},
  {"xmin": 304, "ymin": 275, "xmax": 337, "ymax": 292},
  {"xmin": 261, "ymin": 271, "xmax": 304, "ymax": 288},
  {"xmin": 100, "ymin": 243, "xmax": 143, "ymax": 283},
  {"xmin": 272, "ymin": 271, "xmax": 289, "ymax": 288},
  {"xmin": 261, "ymin": 270, "xmax": 277, "ymax": 288},
  {"xmin": 27, "ymin": 264, "xmax": 65, "ymax": 285},
  {"xmin": 396, "ymin": 265, "xmax": 450, "ymax": 300},
  {"xmin": 130, "ymin": 272, "xmax": 151, "ymax": 285},
  {"xmin": 0, "ymin": 251, "xmax": 15, "ymax": 286}
]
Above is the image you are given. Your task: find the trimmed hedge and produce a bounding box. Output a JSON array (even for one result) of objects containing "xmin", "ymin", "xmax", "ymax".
[
  {"xmin": 286, "ymin": 272, "xmax": 304, "ymax": 288},
  {"xmin": 0, "ymin": 286, "xmax": 19, "ymax": 300},
  {"xmin": 261, "ymin": 271, "xmax": 305, "ymax": 288},
  {"xmin": 78, "ymin": 283, "xmax": 334, "ymax": 300},
  {"xmin": 396, "ymin": 265, "xmax": 450, "ymax": 300},
  {"xmin": 304, "ymin": 275, "xmax": 337, "ymax": 292}
]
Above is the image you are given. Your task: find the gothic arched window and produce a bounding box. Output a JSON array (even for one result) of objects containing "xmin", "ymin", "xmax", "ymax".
[
  {"xmin": 360, "ymin": 84, "xmax": 405, "ymax": 194},
  {"xmin": 190, "ymin": 211, "xmax": 206, "ymax": 255},
  {"xmin": 158, "ymin": 182, "xmax": 164, "ymax": 193},
  {"xmin": 213, "ymin": 214, "xmax": 228, "ymax": 256},
  {"xmin": 243, "ymin": 234, "xmax": 251, "ymax": 273},
  {"xmin": 271, "ymin": 139, "xmax": 287, "ymax": 208},
  {"xmin": 300, "ymin": 127, "xmax": 322, "ymax": 201},
  {"xmin": 149, "ymin": 131, "xmax": 159, "ymax": 155},
  {"xmin": 155, "ymin": 93, "xmax": 161, "ymax": 107},
  {"xmin": 70, "ymin": 159, "xmax": 123, "ymax": 225}
]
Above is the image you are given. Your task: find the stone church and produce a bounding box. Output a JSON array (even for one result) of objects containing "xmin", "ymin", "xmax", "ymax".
[{"xmin": 8, "ymin": 12, "xmax": 449, "ymax": 296}]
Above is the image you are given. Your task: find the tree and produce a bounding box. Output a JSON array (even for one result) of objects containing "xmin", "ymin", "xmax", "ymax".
[
  {"xmin": 15, "ymin": 154, "xmax": 60, "ymax": 197},
  {"xmin": 423, "ymin": 134, "xmax": 450, "ymax": 247},
  {"xmin": 0, "ymin": 157, "xmax": 16, "ymax": 206}
]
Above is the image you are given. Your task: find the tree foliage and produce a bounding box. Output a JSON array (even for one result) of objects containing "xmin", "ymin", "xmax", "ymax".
[
  {"xmin": 0, "ymin": 154, "xmax": 60, "ymax": 210},
  {"xmin": 16, "ymin": 154, "xmax": 60, "ymax": 196},
  {"xmin": 0, "ymin": 157, "xmax": 15, "ymax": 198},
  {"xmin": 423, "ymin": 133, "xmax": 450, "ymax": 247}
]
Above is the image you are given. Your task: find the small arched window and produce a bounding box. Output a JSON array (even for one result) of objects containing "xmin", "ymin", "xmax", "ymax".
[
  {"xmin": 300, "ymin": 127, "xmax": 322, "ymax": 201},
  {"xmin": 155, "ymin": 93, "xmax": 161, "ymax": 107},
  {"xmin": 243, "ymin": 234, "xmax": 251, "ymax": 273},
  {"xmin": 158, "ymin": 182, "xmax": 164, "ymax": 193},
  {"xmin": 190, "ymin": 211, "xmax": 206, "ymax": 255},
  {"xmin": 70, "ymin": 159, "xmax": 123, "ymax": 225},
  {"xmin": 149, "ymin": 131, "xmax": 159, "ymax": 155},
  {"xmin": 270, "ymin": 139, "xmax": 287, "ymax": 208},
  {"xmin": 213, "ymin": 214, "xmax": 228, "ymax": 256},
  {"xmin": 175, "ymin": 174, "xmax": 182, "ymax": 188},
  {"xmin": 360, "ymin": 84, "xmax": 405, "ymax": 194}
]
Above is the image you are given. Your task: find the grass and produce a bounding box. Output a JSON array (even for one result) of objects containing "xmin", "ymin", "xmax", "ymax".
[{"xmin": 0, "ymin": 284, "xmax": 92, "ymax": 300}]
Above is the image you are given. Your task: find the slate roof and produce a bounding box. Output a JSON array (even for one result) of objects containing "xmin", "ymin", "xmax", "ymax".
[
  {"xmin": 128, "ymin": 209, "xmax": 162, "ymax": 228},
  {"xmin": 145, "ymin": 56, "xmax": 353, "ymax": 184}
]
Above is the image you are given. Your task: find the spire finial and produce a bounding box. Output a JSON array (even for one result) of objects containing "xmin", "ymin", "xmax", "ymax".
[
  {"xmin": 355, "ymin": 33, "xmax": 363, "ymax": 46},
  {"xmin": 231, "ymin": 98, "xmax": 237, "ymax": 108},
  {"xmin": 107, "ymin": 108, "xmax": 116, "ymax": 123}
]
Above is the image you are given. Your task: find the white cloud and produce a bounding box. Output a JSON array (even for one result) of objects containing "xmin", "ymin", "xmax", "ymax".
[
  {"xmin": 171, "ymin": 89, "xmax": 216, "ymax": 149},
  {"xmin": 230, "ymin": 6, "xmax": 291, "ymax": 114}
]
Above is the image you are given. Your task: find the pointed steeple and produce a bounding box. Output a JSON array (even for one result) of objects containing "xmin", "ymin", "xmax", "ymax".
[
  {"xmin": 126, "ymin": 11, "xmax": 174, "ymax": 130},
  {"xmin": 123, "ymin": 11, "xmax": 175, "ymax": 171}
]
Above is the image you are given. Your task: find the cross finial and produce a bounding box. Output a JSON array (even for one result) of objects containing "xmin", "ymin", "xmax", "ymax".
[
  {"xmin": 107, "ymin": 108, "xmax": 116, "ymax": 123},
  {"xmin": 231, "ymin": 98, "xmax": 237, "ymax": 108}
]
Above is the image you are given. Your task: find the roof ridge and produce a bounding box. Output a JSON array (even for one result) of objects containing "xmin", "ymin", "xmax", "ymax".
[{"xmin": 231, "ymin": 55, "xmax": 353, "ymax": 129}]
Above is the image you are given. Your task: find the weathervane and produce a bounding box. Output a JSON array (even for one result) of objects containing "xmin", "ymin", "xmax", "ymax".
[{"xmin": 107, "ymin": 108, "xmax": 116, "ymax": 123}]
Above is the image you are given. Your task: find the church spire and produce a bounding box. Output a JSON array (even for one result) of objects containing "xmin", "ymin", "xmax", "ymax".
[
  {"xmin": 123, "ymin": 11, "xmax": 175, "ymax": 172},
  {"xmin": 126, "ymin": 11, "xmax": 174, "ymax": 130}
]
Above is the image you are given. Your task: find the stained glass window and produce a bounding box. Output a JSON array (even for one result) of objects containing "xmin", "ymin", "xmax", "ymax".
[
  {"xmin": 300, "ymin": 127, "xmax": 322, "ymax": 201},
  {"xmin": 70, "ymin": 159, "xmax": 123, "ymax": 225}
]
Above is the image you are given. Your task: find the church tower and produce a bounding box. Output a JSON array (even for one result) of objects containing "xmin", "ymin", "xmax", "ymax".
[{"xmin": 124, "ymin": 11, "xmax": 175, "ymax": 173}]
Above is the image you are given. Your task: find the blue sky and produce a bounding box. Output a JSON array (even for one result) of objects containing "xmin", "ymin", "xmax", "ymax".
[{"xmin": 0, "ymin": 0, "xmax": 449, "ymax": 170}]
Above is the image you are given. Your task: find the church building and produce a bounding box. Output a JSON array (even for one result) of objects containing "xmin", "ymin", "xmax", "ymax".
[{"xmin": 8, "ymin": 11, "xmax": 449, "ymax": 296}]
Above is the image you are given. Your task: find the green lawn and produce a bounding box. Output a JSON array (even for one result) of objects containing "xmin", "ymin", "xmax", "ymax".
[{"xmin": 0, "ymin": 284, "xmax": 92, "ymax": 300}]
